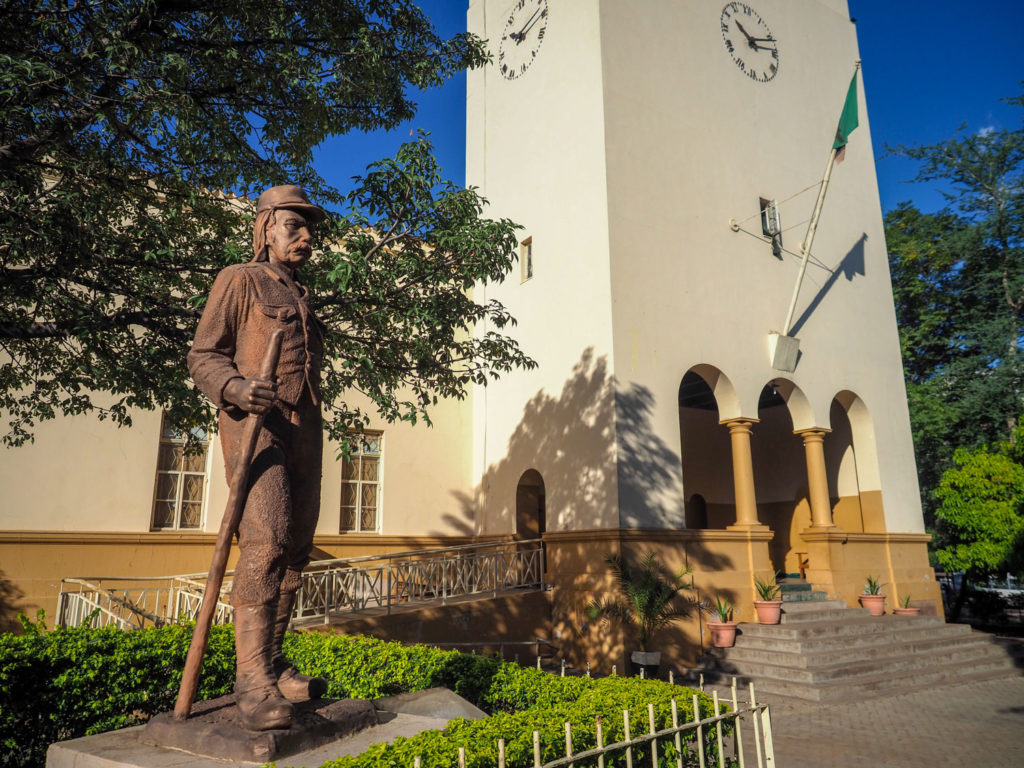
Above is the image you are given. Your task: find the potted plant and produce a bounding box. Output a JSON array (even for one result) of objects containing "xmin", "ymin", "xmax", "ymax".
[
  {"xmin": 753, "ymin": 574, "xmax": 783, "ymax": 624},
  {"xmin": 586, "ymin": 551, "xmax": 696, "ymax": 676},
  {"xmin": 893, "ymin": 594, "xmax": 921, "ymax": 615},
  {"xmin": 705, "ymin": 596, "xmax": 739, "ymax": 647},
  {"xmin": 858, "ymin": 575, "xmax": 886, "ymax": 616}
]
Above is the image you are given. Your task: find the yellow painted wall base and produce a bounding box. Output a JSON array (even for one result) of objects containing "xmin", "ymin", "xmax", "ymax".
[
  {"xmin": 544, "ymin": 528, "xmax": 775, "ymax": 671},
  {"xmin": 800, "ymin": 530, "xmax": 942, "ymax": 617},
  {"xmin": 312, "ymin": 590, "xmax": 553, "ymax": 651},
  {"xmin": 0, "ymin": 532, "xmax": 487, "ymax": 630},
  {"xmin": 1, "ymin": 529, "xmax": 939, "ymax": 672}
]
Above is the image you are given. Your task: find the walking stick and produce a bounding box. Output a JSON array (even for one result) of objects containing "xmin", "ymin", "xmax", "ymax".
[{"xmin": 174, "ymin": 328, "xmax": 284, "ymax": 721}]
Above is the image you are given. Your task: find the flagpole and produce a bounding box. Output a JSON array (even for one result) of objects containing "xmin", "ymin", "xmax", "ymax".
[
  {"xmin": 781, "ymin": 61, "xmax": 860, "ymax": 337},
  {"xmin": 782, "ymin": 146, "xmax": 839, "ymax": 335}
]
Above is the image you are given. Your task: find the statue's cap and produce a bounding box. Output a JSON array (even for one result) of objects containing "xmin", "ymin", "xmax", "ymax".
[{"xmin": 255, "ymin": 185, "xmax": 326, "ymax": 223}]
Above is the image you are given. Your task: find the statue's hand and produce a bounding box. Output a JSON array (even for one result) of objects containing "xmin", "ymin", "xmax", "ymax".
[{"xmin": 223, "ymin": 377, "xmax": 278, "ymax": 414}]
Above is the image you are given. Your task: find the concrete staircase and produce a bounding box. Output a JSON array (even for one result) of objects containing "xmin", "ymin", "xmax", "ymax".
[{"xmin": 695, "ymin": 598, "xmax": 1021, "ymax": 702}]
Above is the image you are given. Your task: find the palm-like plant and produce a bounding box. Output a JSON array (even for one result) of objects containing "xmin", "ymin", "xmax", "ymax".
[{"xmin": 586, "ymin": 552, "xmax": 696, "ymax": 652}]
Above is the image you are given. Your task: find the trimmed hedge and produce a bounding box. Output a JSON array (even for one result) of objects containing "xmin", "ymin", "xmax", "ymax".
[{"xmin": 1, "ymin": 617, "xmax": 723, "ymax": 768}]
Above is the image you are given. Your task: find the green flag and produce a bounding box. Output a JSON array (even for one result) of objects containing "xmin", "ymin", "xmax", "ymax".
[{"xmin": 832, "ymin": 71, "xmax": 859, "ymax": 159}]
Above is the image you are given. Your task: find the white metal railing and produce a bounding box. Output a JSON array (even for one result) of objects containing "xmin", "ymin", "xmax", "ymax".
[
  {"xmin": 292, "ymin": 539, "xmax": 545, "ymax": 625},
  {"xmin": 57, "ymin": 577, "xmax": 183, "ymax": 630},
  {"xmin": 57, "ymin": 539, "xmax": 545, "ymax": 629}
]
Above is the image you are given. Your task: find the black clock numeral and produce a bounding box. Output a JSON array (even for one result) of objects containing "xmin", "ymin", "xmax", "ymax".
[
  {"xmin": 725, "ymin": 40, "xmax": 734, "ymax": 53},
  {"xmin": 771, "ymin": 48, "xmax": 779, "ymax": 60}
]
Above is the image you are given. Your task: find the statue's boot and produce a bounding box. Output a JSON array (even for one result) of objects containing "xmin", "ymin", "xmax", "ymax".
[
  {"xmin": 272, "ymin": 590, "xmax": 328, "ymax": 701},
  {"xmin": 234, "ymin": 602, "xmax": 294, "ymax": 730}
]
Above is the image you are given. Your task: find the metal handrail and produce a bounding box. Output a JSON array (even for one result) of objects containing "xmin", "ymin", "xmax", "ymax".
[{"xmin": 57, "ymin": 538, "xmax": 546, "ymax": 630}]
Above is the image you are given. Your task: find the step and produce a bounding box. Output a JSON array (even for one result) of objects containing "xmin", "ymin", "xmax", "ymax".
[
  {"xmin": 735, "ymin": 614, "xmax": 949, "ymax": 641},
  {"xmin": 737, "ymin": 626, "xmax": 978, "ymax": 657},
  {"xmin": 735, "ymin": 618, "xmax": 971, "ymax": 652},
  {"xmin": 716, "ymin": 638, "xmax": 1010, "ymax": 684},
  {"xmin": 779, "ymin": 601, "xmax": 858, "ymax": 623},
  {"xmin": 721, "ymin": 632, "xmax": 997, "ymax": 669},
  {"xmin": 779, "ymin": 580, "xmax": 812, "ymax": 592},
  {"xmin": 698, "ymin": 643, "xmax": 1018, "ymax": 702},
  {"xmin": 708, "ymin": 655, "xmax": 1019, "ymax": 704},
  {"xmin": 782, "ymin": 589, "xmax": 831, "ymax": 602},
  {"xmin": 750, "ymin": 655, "xmax": 1018, "ymax": 702}
]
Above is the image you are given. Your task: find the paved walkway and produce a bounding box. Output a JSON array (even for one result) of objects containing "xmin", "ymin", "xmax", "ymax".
[{"xmin": 746, "ymin": 675, "xmax": 1024, "ymax": 767}]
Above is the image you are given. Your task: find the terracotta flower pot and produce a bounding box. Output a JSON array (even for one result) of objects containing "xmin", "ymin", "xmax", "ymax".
[
  {"xmin": 753, "ymin": 599, "xmax": 783, "ymax": 624},
  {"xmin": 893, "ymin": 606, "xmax": 921, "ymax": 616},
  {"xmin": 706, "ymin": 620, "xmax": 739, "ymax": 647},
  {"xmin": 859, "ymin": 593, "xmax": 886, "ymax": 616}
]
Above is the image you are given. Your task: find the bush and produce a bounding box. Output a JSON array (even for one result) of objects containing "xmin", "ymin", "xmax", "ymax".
[
  {"xmin": 0, "ymin": 615, "xmax": 235, "ymax": 768},
  {"xmin": 325, "ymin": 670, "xmax": 727, "ymax": 768},
  {"xmin": 1, "ymin": 619, "xmax": 721, "ymax": 768}
]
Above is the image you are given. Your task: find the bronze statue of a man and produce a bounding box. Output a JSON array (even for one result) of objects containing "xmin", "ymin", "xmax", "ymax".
[{"xmin": 188, "ymin": 185, "xmax": 328, "ymax": 731}]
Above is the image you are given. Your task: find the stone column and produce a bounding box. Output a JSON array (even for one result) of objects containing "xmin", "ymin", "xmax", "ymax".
[
  {"xmin": 723, "ymin": 419, "xmax": 765, "ymax": 530},
  {"xmin": 797, "ymin": 428, "xmax": 836, "ymax": 529}
]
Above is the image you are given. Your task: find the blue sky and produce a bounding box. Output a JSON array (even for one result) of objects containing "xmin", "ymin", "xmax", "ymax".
[{"xmin": 314, "ymin": 1, "xmax": 1023, "ymax": 216}]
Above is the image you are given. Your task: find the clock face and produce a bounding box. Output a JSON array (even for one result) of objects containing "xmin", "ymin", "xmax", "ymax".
[
  {"xmin": 720, "ymin": 3, "xmax": 779, "ymax": 83},
  {"xmin": 499, "ymin": 0, "xmax": 548, "ymax": 81}
]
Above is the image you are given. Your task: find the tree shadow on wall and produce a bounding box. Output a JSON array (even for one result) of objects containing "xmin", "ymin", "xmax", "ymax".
[
  {"xmin": 445, "ymin": 349, "xmax": 736, "ymax": 667},
  {"xmin": 0, "ymin": 571, "xmax": 26, "ymax": 634},
  {"xmin": 447, "ymin": 347, "xmax": 616, "ymax": 536},
  {"xmin": 449, "ymin": 348, "xmax": 734, "ymax": 568}
]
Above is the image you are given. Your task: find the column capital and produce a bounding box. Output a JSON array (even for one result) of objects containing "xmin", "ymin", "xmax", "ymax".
[
  {"xmin": 794, "ymin": 427, "xmax": 831, "ymax": 440},
  {"xmin": 720, "ymin": 417, "xmax": 760, "ymax": 429}
]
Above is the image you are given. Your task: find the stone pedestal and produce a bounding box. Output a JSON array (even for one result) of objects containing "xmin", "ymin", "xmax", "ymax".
[
  {"xmin": 141, "ymin": 696, "xmax": 378, "ymax": 763},
  {"xmin": 46, "ymin": 688, "xmax": 486, "ymax": 768}
]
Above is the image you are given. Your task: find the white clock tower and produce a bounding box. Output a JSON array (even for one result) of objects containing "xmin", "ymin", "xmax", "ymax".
[{"xmin": 467, "ymin": 0, "xmax": 937, "ymax": 665}]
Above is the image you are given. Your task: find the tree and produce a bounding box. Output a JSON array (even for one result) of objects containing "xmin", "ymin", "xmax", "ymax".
[
  {"xmin": 933, "ymin": 421, "xmax": 1024, "ymax": 618},
  {"xmin": 886, "ymin": 89, "xmax": 1024, "ymax": 519},
  {"xmin": 0, "ymin": 1, "xmax": 533, "ymax": 448},
  {"xmin": 586, "ymin": 552, "xmax": 696, "ymax": 652}
]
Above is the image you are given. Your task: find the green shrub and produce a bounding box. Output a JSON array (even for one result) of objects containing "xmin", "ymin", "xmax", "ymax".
[
  {"xmin": 325, "ymin": 671, "xmax": 727, "ymax": 768},
  {"xmin": 1, "ymin": 619, "xmax": 721, "ymax": 768},
  {"xmin": 0, "ymin": 615, "xmax": 235, "ymax": 768}
]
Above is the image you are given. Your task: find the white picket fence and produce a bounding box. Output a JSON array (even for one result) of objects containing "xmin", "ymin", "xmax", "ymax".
[{"xmin": 415, "ymin": 678, "xmax": 774, "ymax": 768}]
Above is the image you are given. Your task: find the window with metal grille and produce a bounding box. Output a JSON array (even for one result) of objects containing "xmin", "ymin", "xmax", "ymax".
[
  {"xmin": 151, "ymin": 415, "xmax": 210, "ymax": 530},
  {"xmin": 340, "ymin": 432, "xmax": 382, "ymax": 532}
]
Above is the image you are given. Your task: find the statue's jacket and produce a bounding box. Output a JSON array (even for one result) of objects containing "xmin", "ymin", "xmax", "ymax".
[{"xmin": 188, "ymin": 262, "xmax": 324, "ymax": 413}]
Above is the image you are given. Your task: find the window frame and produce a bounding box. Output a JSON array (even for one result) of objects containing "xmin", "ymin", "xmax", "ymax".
[
  {"xmin": 150, "ymin": 414, "xmax": 211, "ymax": 531},
  {"xmin": 520, "ymin": 236, "xmax": 534, "ymax": 282},
  {"xmin": 339, "ymin": 431, "xmax": 383, "ymax": 533}
]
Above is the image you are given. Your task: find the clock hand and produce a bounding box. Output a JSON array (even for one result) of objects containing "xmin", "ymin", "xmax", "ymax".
[
  {"xmin": 519, "ymin": 9, "xmax": 545, "ymax": 38},
  {"xmin": 735, "ymin": 20, "xmax": 760, "ymax": 51},
  {"xmin": 512, "ymin": 7, "xmax": 542, "ymax": 42}
]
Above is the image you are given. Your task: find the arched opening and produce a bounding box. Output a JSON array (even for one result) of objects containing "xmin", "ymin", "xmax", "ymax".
[
  {"xmin": 685, "ymin": 493, "xmax": 708, "ymax": 529},
  {"xmin": 678, "ymin": 367, "xmax": 736, "ymax": 529},
  {"xmin": 753, "ymin": 379, "xmax": 810, "ymax": 575},
  {"xmin": 515, "ymin": 469, "xmax": 546, "ymax": 540},
  {"xmin": 830, "ymin": 391, "xmax": 884, "ymax": 532}
]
